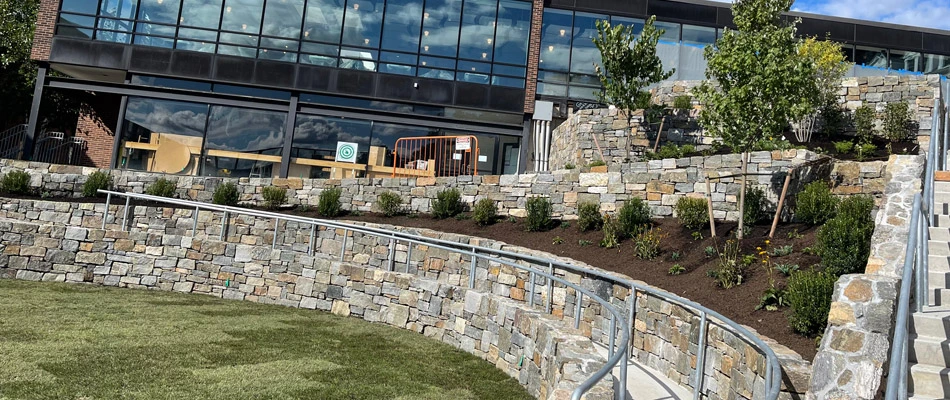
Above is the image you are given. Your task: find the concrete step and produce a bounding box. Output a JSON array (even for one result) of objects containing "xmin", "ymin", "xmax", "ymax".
[
  {"xmin": 913, "ymin": 312, "xmax": 950, "ymax": 338},
  {"xmin": 931, "ymin": 271, "xmax": 950, "ymax": 289},
  {"xmin": 935, "ymin": 289, "xmax": 950, "ymax": 307},
  {"xmin": 932, "ymin": 227, "xmax": 950, "ymax": 242},
  {"xmin": 933, "ymin": 241, "xmax": 950, "ymax": 257},
  {"xmin": 935, "ymin": 192, "xmax": 950, "ymax": 206},
  {"xmin": 910, "ymin": 363, "xmax": 950, "ymax": 398},
  {"xmin": 935, "ymin": 202, "xmax": 950, "ymax": 216},
  {"xmin": 929, "ymin": 255, "xmax": 950, "ymax": 273},
  {"xmin": 910, "ymin": 395, "xmax": 949, "ymax": 400},
  {"xmin": 911, "ymin": 334, "xmax": 950, "ymax": 368},
  {"xmin": 936, "ymin": 181, "xmax": 950, "ymax": 192},
  {"xmin": 935, "ymin": 215, "xmax": 950, "ymax": 228}
]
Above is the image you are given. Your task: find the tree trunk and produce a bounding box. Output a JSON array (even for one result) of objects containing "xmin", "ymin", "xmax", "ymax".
[
  {"xmin": 625, "ymin": 112, "xmax": 633, "ymax": 162},
  {"xmin": 737, "ymin": 152, "xmax": 748, "ymax": 239}
]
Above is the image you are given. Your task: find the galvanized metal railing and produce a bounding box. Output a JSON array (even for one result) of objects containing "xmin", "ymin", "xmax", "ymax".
[
  {"xmin": 98, "ymin": 188, "xmax": 783, "ymax": 400},
  {"xmin": 885, "ymin": 79, "xmax": 948, "ymax": 400},
  {"xmin": 0, "ymin": 124, "xmax": 27, "ymax": 159}
]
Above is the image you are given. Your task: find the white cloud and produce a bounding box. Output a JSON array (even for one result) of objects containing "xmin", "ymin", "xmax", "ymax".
[{"xmin": 705, "ymin": 0, "xmax": 950, "ymax": 31}]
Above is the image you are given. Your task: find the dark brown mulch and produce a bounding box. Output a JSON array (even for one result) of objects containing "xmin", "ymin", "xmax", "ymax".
[{"xmin": 304, "ymin": 211, "xmax": 822, "ymax": 361}]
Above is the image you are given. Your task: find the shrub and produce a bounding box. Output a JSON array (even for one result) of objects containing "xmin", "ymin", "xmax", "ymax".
[
  {"xmin": 854, "ymin": 105, "xmax": 876, "ymax": 143},
  {"xmin": 317, "ymin": 187, "xmax": 343, "ymax": 217},
  {"xmin": 756, "ymin": 287, "xmax": 789, "ymax": 311},
  {"xmin": 375, "ymin": 191, "xmax": 403, "ymax": 217},
  {"xmin": 795, "ymin": 181, "xmax": 839, "ymax": 225},
  {"xmin": 855, "ymin": 143, "xmax": 877, "ymax": 161},
  {"xmin": 711, "ymin": 239, "xmax": 746, "ymax": 289},
  {"xmin": 673, "ymin": 95, "xmax": 692, "ymax": 111},
  {"xmin": 669, "ymin": 264, "xmax": 686, "ymax": 275},
  {"xmin": 744, "ymin": 187, "xmax": 768, "ymax": 226},
  {"xmin": 212, "ymin": 182, "xmax": 240, "ymax": 206},
  {"xmin": 145, "ymin": 178, "xmax": 177, "ymax": 198},
  {"xmin": 564, "ymin": 163, "xmax": 576, "ymax": 170},
  {"xmin": 833, "ymin": 141, "xmax": 854, "ymax": 154},
  {"xmin": 0, "ymin": 170, "xmax": 31, "ymax": 195},
  {"xmin": 617, "ymin": 198, "xmax": 651, "ymax": 237},
  {"xmin": 771, "ymin": 245, "xmax": 794, "ymax": 257},
  {"xmin": 818, "ymin": 196, "xmax": 874, "ymax": 276},
  {"xmin": 577, "ymin": 202, "xmax": 602, "ymax": 231},
  {"xmin": 82, "ymin": 171, "xmax": 112, "ymax": 198},
  {"xmin": 525, "ymin": 197, "xmax": 553, "ymax": 232},
  {"xmin": 600, "ymin": 214, "xmax": 619, "ymax": 249},
  {"xmin": 787, "ymin": 269, "xmax": 837, "ymax": 335},
  {"xmin": 432, "ymin": 188, "xmax": 463, "ymax": 219},
  {"xmin": 820, "ymin": 103, "xmax": 849, "ymax": 137},
  {"xmin": 588, "ymin": 160, "xmax": 606, "ymax": 167},
  {"xmin": 261, "ymin": 186, "xmax": 287, "ymax": 209},
  {"xmin": 776, "ymin": 264, "xmax": 800, "ymax": 276},
  {"xmin": 883, "ymin": 102, "xmax": 912, "ymax": 142},
  {"xmin": 472, "ymin": 198, "xmax": 497, "ymax": 226},
  {"xmin": 675, "ymin": 197, "xmax": 708, "ymax": 230},
  {"xmin": 633, "ymin": 228, "xmax": 663, "ymax": 260}
]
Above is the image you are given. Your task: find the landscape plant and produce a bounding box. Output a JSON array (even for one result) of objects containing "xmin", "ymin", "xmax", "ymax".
[
  {"xmin": 375, "ymin": 191, "xmax": 403, "ymax": 217},
  {"xmin": 817, "ymin": 195, "xmax": 875, "ymax": 276},
  {"xmin": 795, "ymin": 181, "xmax": 839, "ymax": 225},
  {"xmin": 82, "ymin": 171, "xmax": 112, "ymax": 198},
  {"xmin": 711, "ymin": 239, "xmax": 746, "ymax": 288},
  {"xmin": 0, "ymin": 170, "xmax": 30, "ymax": 195},
  {"xmin": 145, "ymin": 178, "xmax": 177, "ymax": 198},
  {"xmin": 593, "ymin": 16, "xmax": 674, "ymax": 162},
  {"xmin": 669, "ymin": 264, "xmax": 686, "ymax": 276},
  {"xmin": 854, "ymin": 104, "xmax": 876, "ymax": 144},
  {"xmin": 616, "ymin": 198, "xmax": 652, "ymax": 237},
  {"xmin": 431, "ymin": 188, "xmax": 463, "ymax": 219},
  {"xmin": 577, "ymin": 202, "xmax": 603, "ymax": 231},
  {"xmin": 743, "ymin": 186, "xmax": 768, "ymax": 227},
  {"xmin": 633, "ymin": 227, "xmax": 663, "ymax": 260},
  {"xmin": 797, "ymin": 36, "xmax": 851, "ymax": 141},
  {"xmin": 787, "ymin": 269, "xmax": 837, "ymax": 335},
  {"xmin": 674, "ymin": 197, "xmax": 708, "ymax": 230},
  {"xmin": 883, "ymin": 102, "xmax": 912, "ymax": 142},
  {"xmin": 673, "ymin": 95, "xmax": 692, "ymax": 112},
  {"xmin": 695, "ymin": 0, "xmax": 820, "ymax": 238},
  {"xmin": 211, "ymin": 182, "xmax": 240, "ymax": 206},
  {"xmin": 261, "ymin": 186, "xmax": 287, "ymax": 210},
  {"xmin": 317, "ymin": 187, "xmax": 343, "ymax": 217},
  {"xmin": 525, "ymin": 197, "xmax": 552, "ymax": 232},
  {"xmin": 833, "ymin": 141, "xmax": 854, "ymax": 154}
]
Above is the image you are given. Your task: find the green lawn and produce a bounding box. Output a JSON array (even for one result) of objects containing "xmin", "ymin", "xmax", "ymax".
[{"xmin": 0, "ymin": 280, "xmax": 532, "ymax": 400}]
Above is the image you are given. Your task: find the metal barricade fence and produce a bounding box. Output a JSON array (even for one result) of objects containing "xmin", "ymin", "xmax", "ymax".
[{"xmin": 392, "ymin": 135, "xmax": 479, "ymax": 177}]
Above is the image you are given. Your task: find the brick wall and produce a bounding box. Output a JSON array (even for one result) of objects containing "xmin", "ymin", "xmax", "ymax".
[
  {"xmin": 30, "ymin": 0, "xmax": 61, "ymax": 61},
  {"xmin": 523, "ymin": 0, "xmax": 543, "ymax": 114},
  {"xmin": 75, "ymin": 113, "xmax": 114, "ymax": 168}
]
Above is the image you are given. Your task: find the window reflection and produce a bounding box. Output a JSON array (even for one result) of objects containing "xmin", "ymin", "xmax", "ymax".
[
  {"xmin": 120, "ymin": 97, "xmax": 209, "ymax": 175},
  {"xmin": 458, "ymin": 0, "xmax": 496, "ymax": 61},
  {"xmin": 203, "ymin": 106, "xmax": 286, "ymax": 177},
  {"xmin": 569, "ymin": 12, "xmax": 605, "ymax": 77},
  {"xmin": 420, "ymin": 0, "xmax": 463, "ymax": 58},
  {"xmin": 179, "ymin": 0, "xmax": 222, "ymax": 29},
  {"xmin": 303, "ymin": 0, "xmax": 346, "ymax": 43},
  {"xmin": 889, "ymin": 50, "xmax": 921, "ymax": 73},
  {"xmin": 381, "ymin": 0, "xmax": 423, "ymax": 53},
  {"xmin": 263, "ymin": 0, "xmax": 304, "ymax": 38},
  {"xmin": 494, "ymin": 0, "xmax": 530, "ymax": 66},
  {"xmin": 221, "ymin": 0, "xmax": 263, "ymax": 34},
  {"xmin": 292, "ymin": 115, "xmax": 372, "ymax": 175},
  {"xmin": 342, "ymin": 0, "xmax": 384, "ymax": 48},
  {"xmin": 540, "ymin": 9, "xmax": 572, "ymax": 72}
]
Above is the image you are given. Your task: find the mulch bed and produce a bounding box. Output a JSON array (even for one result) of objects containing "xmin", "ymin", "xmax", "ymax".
[{"xmin": 297, "ymin": 211, "xmax": 822, "ymax": 361}]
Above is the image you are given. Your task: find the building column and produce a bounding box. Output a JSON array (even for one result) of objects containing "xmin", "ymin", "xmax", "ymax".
[
  {"xmin": 279, "ymin": 94, "xmax": 299, "ymax": 178},
  {"xmin": 518, "ymin": 115, "xmax": 531, "ymax": 174},
  {"xmin": 110, "ymin": 93, "xmax": 130, "ymax": 169},
  {"xmin": 24, "ymin": 66, "xmax": 47, "ymax": 161}
]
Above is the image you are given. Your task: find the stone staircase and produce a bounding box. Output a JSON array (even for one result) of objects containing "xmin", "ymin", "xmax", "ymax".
[{"xmin": 910, "ymin": 180, "xmax": 950, "ymax": 399}]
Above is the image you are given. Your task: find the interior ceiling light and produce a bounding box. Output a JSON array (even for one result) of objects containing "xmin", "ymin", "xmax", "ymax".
[
  {"xmin": 481, "ymin": 52, "xmax": 487, "ymax": 58},
  {"xmin": 364, "ymin": 38, "xmax": 370, "ymax": 44},
  {"xmin": 423, "ymin": 45, "xmax": 429, "ymax": 51},
  {"xmin": 548, "ymin": 45, "xmax": 553, "ymax": 52},
  {"xmin": 353, "ymin": 3, "xmax": 359, "ymax": 10},
  {"xmin": 423, "ymin": 12, "xmax": 429, "ymax": 19},
  {"xmin": 486, "ymin": 38, "xmax": 492, "ymax": 44},
  {"xmin": 226, "ymin": 6, "xmax": 231, "ymax": 12},
  {"xmin": 559, "ymin": 29, "xmax": 565, "ymax": 36},
  {"xmin": 423, "ymin": 30, "xmax": 429, "ymax": 36}
]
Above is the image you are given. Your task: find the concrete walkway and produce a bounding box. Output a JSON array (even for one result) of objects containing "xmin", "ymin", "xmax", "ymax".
[{"xmin": 593, "ymin": 343, "xmax": 691, "ymax": 400}]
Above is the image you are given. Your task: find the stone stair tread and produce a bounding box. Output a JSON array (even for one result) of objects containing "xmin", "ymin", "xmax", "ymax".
[{"xmin": 910, "ymin": 363, "xmax": 950, "ymax": 398}]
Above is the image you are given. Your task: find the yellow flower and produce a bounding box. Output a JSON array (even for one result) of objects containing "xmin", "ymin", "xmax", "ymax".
[
  {"xmin": 756, "ymin": 247, "xmax": 762, "ymax": 250},
  {"xmin": 762, "ymin": 260, "xmax": 768, "ymax": 264},
  {"xmin": 764, "ymin": 240, "xmax": 770, "ymax": 245},
  {"xmin": 759, "ymin": 251, "xmax": 767, "ymax": 255}
]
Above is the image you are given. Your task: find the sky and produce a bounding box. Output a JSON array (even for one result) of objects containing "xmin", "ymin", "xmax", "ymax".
[{"xmin": 709, "ymin": 0, "xmax": 950, "ymax": 31}]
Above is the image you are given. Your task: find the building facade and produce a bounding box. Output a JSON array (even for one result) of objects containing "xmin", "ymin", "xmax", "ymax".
[{"xmin": 24, "ymin": 0, "xmax": 950, "ymax": 177}]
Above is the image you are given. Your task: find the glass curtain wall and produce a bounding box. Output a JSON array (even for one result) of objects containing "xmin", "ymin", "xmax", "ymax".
[{"xmin": 58, "ymin": 0, "xmax": 531, "ymax": 88}]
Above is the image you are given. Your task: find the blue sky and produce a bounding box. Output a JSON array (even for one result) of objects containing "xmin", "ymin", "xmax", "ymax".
[{"xmin": 710, "ymin": 0, "xmax": 950, "ymax": 31}]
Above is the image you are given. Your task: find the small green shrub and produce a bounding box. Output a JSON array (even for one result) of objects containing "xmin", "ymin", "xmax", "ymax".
[
  {"xmin": 854, "ymin": 104, "xmax": 876, "ymax": 143},
  {"xmin": 648, "ymin": 144, "xmax": 694, "ymax": 160},
  {"xmin": 673, "ymin": 95, "xmax": 692, "ymax": 111},
  {"xmin": 552, "ymin": 236, "xmax": 564, "ymax": 245},
  {"xmin": 432, "ymin": 188, "xmax": 463, "ymax": 219},
  {"xmin": 787, "ymin": 269, "xmax": 837, "ymax": 335},
  {"xmin": 600, "ymin": 214, "xmax": 620, "ymax": 249},
  {"xmin": 704, "ymin": 246, "xmax": 716, "ymax": 258},
  {"xmin": 262, "ymin": 186, "xmax": 287, "ymax": 209},
  {"xmin": 818, "ymin": 195, "xmax": 875, "ymax": 276},
  {"xmin": 145, "ymin": 177, "xmax": 177, "ymax": 198},
  {"xmin": 820, "ymin": 103, "xmax": 849, "ymax": 137},
  {"xmin": 212, "ymin": 182, "xmax": 240, "ymax": 206},
  {"xmin": 855, "ymin": 143, "xmax": 877, "ymax": 161},
  {"xmin": 771, "ymin": 245, "xmax": 794, "ymax": 257},
  {"xmin": 633, "ymin": 228, "xmax": 663, "ymax": 260},
  {"xmin": 82, "ymin": 171, "xmax": 112, "ymax": 197},
  {"xmin": 776, "ymin": 264, "xmax": 800, "ymax": 276},
  {"xmin": 669, "ymin": 264, "xmax": 686, "ymax": 276},
  {"xmin": 756, "ymin": 287, "xmax": 789, "ymax": 312},
  {"xmin": 472, "ymin": 198, "xmax": 497, "ymax": 226},
  {"xmin": 711, "ymin": 240, "xmax": 745, "ymax": 288},
  {"xmin": 670, "ymin": 251, "xmax": 682, "ymax": 261},
  {"xmin": 617, "ymin": 198, "xmax": 651, "ymax": 237},
  {"xmin": 588, "ymin": 160, "xmax": 606, "ymax": 167},
  {"xmin": 560, "ymin": 221, "xmax": 571, "ymax": 229},
  {"xmin": 795, "ymin": 181, "xmax": 839, "ymax": 225},
  {"xmin": 564, "ymin": 163, "xmax": 575, "ymax": 170},
  {"xmin": 744, "ymin": 187, "xmax": 768, "ymax": 226},
  {"xmin": 883, "ymin": 102, "xmax": 912, "ymax": 142},
  {"xmin": 675, "ymin": 197, "xmax": 708, "ymax": 230},
  {"xmin": 317, "ymin": 187, "xmax": 343, "ymax": 217},
  {"xmin": 375, "ymin": 191, "xmax": 403, "ymax": 217},
  {"xmin": 577, "ymin": 202, "xmax": 602, "ymax": 232},
  {"xmin": 578, "ymin": 239, "xmax": 593, "ymax": 247},
  {"xmin": 525, "ymin": 197, "xmax": 553, "ymax": 232},
  {"xmin": 692, "ymin": 231, "xmax": 704, "ymax": 241},
  {"xmin": 833, "ymin": 141, "xmax": 854, "ymax": 154},
  {"xmin": 0, "ymin": 170, "xmax": 31, "ymax": 195}
]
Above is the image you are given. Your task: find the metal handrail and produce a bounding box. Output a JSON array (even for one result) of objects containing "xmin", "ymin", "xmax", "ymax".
[{"xmin": 97, "ymin": 188, "xmax": 783, "ymax": 400}]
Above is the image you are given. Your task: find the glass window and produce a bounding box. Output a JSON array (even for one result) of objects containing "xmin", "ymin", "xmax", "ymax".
[
  {"xmin": 263, "ymin": 0, "xmax": 304, "ymax": 38},
  {"xmin": 568, "ymin": 85, "xmax": 599, "ymax": 101},
  {"xmin": 569, "ymin": 12, "xmax": 606, "ymax": 77},
  {"xmin": 493, "ymin": 64, "xmax": 525, "ymax": 77},
  {"xmin": 457, "ymin": 71, "xmax": 489, "ymax": 84},
  {"xmin": 303, "ymin": 0, "xmax": 345, "ymax": 43},
  {"xmin": 655, "ymin": 21, "xmax": 680, "ymax": 42},
  {"xmin": 221, "ymin": 0, "xmax": 264, "ymax": 34},
  {"xmin": 493, "ymin": 0, "xmax": 530, "ymax": 66},
  {"xmin": 59, "ymin": 13, "xmax": 96, "ymax": 28},
  {"xmin": 218, "ymin": 44, "xmax": 258, "ymax": 58},
  {"xmin": 179, "ymin": 0, "xmax": 222, "ymax": 29},
  {"xmin": 655, "ymin": 22, "xmax": 681, "ymax": 81},
  {"xmin": 679, "ymin": 25, "xmax": 712, "ymax": 80},
  {"xmin": 381, "ymin": 51, "xmax": 417, "ymax": 64},
  {"xmin": 261, "ymin": 37, "xmax": 298, "ymax": 51},
  {"xmin": 293, "ymin": 115, "xmax": 372, "ymax": 164},
  {"xmin": 204, "ymin": 106, "xmax": 287, "ymax": 177},
  {"xmin": 855, "ymin": 46, "xmax": 888, "ymax": 69},
  {"xmin": 97, "ymin": 20, "xmax": 133, "ymax": 43},
  {"xmin": 371, "ymin": 122, "xmax": 437, "ymax": 163},
  {"xmin": 539, "ymin": 9, "xmax": 572, "ymax": 72},
  {"xmin": 420, "ymin": 0, "xmax": 462, "ymax": 58},
  {"xmin": 213, "ymin": 83, "xmax": 291, "ymax": 100},
  {"xmin": 923, "ymin": 53, "xmax": 950, "ymax": 75},
  {"xmin": 418, "ymin": 67, "xmax": 454, "ymax": 80},
  {"xmin": 341, "ymin": 0, "xmax": 384, "ymax": 48},
  {"xmin": 137, "ymin": 0, "xmax": 180, "ymax": 25},
  {"xmin": 302, "ymin": 42, "xmax": 339, "ymax": 55},
  {"xmin": 381, "ymin": 0, "xmax": 423, "ymax": 53},
  {"xmin": 610, "ymin": 16, "xmax": 643, "ymax": 35},
  {"xmin": 889, "ymin": 50, "xmax": 922, "ymax": 73},
  {"xmin": 491, "ymin": 75, "xmax": 523, "ymax": 88},
  {"xmin": 99, "ymin": 0, "xmax": 137, "ymax": 19},
  {"xmin": 61, "ymin": 0, "xmax": 101, "ymax": 14},
  {"xmin": 120, "ymin": 97, "xmax": 209, "ymax": 175},
  {"xmin": 458, "ymin": 0, "xmax": 497, "ymax": 61},
  {"xmin": 132, "ymin": 75, "xmax": 213, "ymax": 91},
  {"xmin": 458, "ymin": 60, "xmax": 491, "ymax": 73},
  {"xmin": 537, "ymin": 82, "xmax": 567, "ymax": 97},
  {"xmin": 220, "ymin": 32, "xmax": 258, "ymax": 47},
  {"xmin": 380, "ymin": 63, "xmax": 416, "ymax": 75},
  {"xmin": 419, "ymin": 55, "xmax": 455, "ymax": 69},
  {"xmin": 681, "ymin": 24, "xmax": 715, "ymax": 46}
]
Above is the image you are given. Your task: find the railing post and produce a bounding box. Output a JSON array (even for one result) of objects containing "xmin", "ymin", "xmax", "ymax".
[
  {"xmin": 101, "ymin": 192, "xmax": 111, "ymax": 230},
  {"xmin": 629, "ymin": 287, "xmax": 637, "ymax": 357},
  {"xmin": 406, "ymin": 241, "xmax": 413, "ymax": 273},
  {"xmin": 121, "ymin": 196, "xmax": 131, "ymax": 231},
  {"xmin": 192, "ymin": 206, "xmax": 199, "ymax": 236},
  {"xmin": 693, "ymin": 312, "xmax": 708, "ymax": 400},
  {"xmin": 340, "ymin": 229, "xmax": 348, "ymax": 262},
  {"xmin": 308, "ymin": 224, "xmax": 316, "ymax": 256},
  {"xmin": 546, "ymin": 262, "xmax": 554, "ymax": 314},
  {"xmin": 528, "ymin": 271, "xmax": 536, "ymax": 307},
  {"xmin": 220, "ymin": 211, "xmax": 228, "ymax": 241},
  {"xmin": 619, "ymin": 325, "xmax": 628, "ymax": 400},
  {"xmin": 272, "ymin": 218, "xmax": 279, "ymax": 249},
  {"xmin": 388, "ymin": 237, "xmax": 396, "ymax": 271},
  {"xmin": 574, "ymin": 292, "xmax": 583, "ymax": 329},
  {"xmin": 608, "ymin": 314, "xmax": 616, "ymax": 359},
  {"xmin": 919, "ymin": 216, "xmax": 928, "ymax": 310},
  {"xmin": 469, "ymin": 247, "xmax": 477, "ymax": 289}
]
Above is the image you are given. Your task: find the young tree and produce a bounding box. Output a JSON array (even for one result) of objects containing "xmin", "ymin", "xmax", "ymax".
[
  {"xmin": 695, "ymin": 0, "xmax": 819, "ymax": 238},
  {"xmin": 593, "ymin": 16, "xmax": 674, "ymax": 162},
  {"xmin": 798, "ymin": 36, "xmax": 852, "ymax": 140}
]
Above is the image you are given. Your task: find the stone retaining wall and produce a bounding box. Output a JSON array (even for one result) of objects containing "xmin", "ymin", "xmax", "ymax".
[
  {"xmin": 0, "ymin": 199, "xmax": 811, "ymax": 399},
  {"xmin": 0, "ymin": 218, "xmax": 613, "ymax": 400}
]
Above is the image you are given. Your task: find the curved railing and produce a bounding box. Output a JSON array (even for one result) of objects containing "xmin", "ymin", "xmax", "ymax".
[{"xmin": 98, "ymin": 189, "xmax": 783, "ymax": 400}]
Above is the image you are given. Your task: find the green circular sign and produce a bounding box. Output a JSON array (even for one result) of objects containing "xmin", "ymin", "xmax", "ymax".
[{"xmin": 339, "ymin": 144, "xmax": 355, "ymax": 159}]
